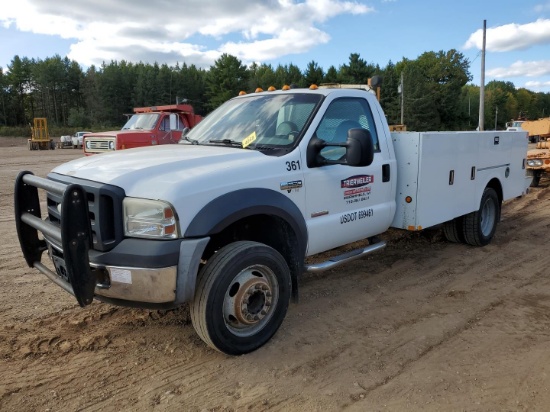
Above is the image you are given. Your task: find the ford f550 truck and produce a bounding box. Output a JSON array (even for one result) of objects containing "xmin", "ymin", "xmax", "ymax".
[
  {"xmin": 15, "ymin": 86, "xmax": 530, "ymax": 355},
  {"xmin": 82, "ymin": 104, "xmax": 202, "ymax": 155}
]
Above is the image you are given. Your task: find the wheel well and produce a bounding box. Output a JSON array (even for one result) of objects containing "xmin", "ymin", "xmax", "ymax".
[
  {"xmin": 486, "ymin": 178, "xmax": 503, "ymax": 204},
  {"xmin": 201, "ymin": 214, "xmax": 302, "ymax": 294}
]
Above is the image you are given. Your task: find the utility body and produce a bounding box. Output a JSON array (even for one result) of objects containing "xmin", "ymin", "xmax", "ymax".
[{"xmin": 15, "ymin": 86, "xmax": 530, "ymax": 354}]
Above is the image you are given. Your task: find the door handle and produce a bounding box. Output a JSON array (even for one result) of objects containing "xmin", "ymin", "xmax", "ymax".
[{"xmin": 382, "ymin": 164, "xmax": 390, "ymax": 182}]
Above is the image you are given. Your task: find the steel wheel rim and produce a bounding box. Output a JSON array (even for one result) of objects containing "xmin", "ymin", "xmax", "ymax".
[
  {"xmin": 222, "ymin": 264, "xmax": 279, "ymax": 337},
  {"xmin": 480, "ymin": 197, "xmax": 496, "ymax": 236}
]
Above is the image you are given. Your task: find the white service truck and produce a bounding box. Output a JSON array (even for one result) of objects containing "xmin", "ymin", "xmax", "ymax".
[{"xmin": 15, "ymin": 86, "xmax": 530, "ymax": 355}]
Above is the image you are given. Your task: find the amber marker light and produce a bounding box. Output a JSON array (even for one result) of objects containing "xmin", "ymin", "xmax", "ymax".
[
  {"xmin": 255, "ymin": 87, "xmax": 264, "ymax": 93},
  {"xmin": 238, "ymin": 91, "xmax": 246, "ymax": 95},
  {"xmin": 268, "ymin": 86, "xmax": 276, "ymax": 91},
  {"xmin": 405, "ymin": 196, "xmax": 413, "ymax": 203},
  {"xmin": 282, "ymin": 85, "xmax": 290, "ymax": 90},
  {"xmin": 309, "ymin": 84, "xmax": 318, "ymax": 90}
]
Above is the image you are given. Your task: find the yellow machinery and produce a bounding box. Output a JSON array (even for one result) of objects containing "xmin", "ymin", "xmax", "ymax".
[{"xmin": 28, "ymin": 118, "xmax": 55, "ymax": 150}]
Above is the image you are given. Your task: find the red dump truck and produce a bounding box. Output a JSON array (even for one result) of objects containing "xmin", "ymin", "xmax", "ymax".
[{"xmin": 83, "ymin": 104, "xmax": 202, "ymax": 155}]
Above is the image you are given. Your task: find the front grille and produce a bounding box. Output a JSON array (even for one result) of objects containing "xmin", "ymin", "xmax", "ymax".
[
  {"xmin": 46, "ymin": 173, "xmax": 125, "ymax": 252},
  {"xmin": 86, "ymin": 138, "xmax": 115, "ymax": 152}
]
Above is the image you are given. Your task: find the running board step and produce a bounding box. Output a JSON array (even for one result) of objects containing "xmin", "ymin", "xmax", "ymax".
[{"xmin": 305, "ymin": 241, "xmax": 386, "ymax": 273}]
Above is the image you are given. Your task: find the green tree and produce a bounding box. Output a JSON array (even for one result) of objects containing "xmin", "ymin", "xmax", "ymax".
[
  {"xmin": 206, "ymin": 54, "xmax": 248, "ymax": 110},
  {"xmin": 339, "ymin": 53, "xmax": 375, "ymax": 83},
  {"xmin": 179, "ymin": 63, "xmax": 207, "ymax": 115},
  {"xmin": 324, "ymin": 65, "xmax": 339, "ymax": 83},
  {"xmin": 0, "ymin": 67, "xmax": 8, "ymax": 126},
  {"xmin": 380, "ymin": 61, "xmax": 400, "ymax": 125},
  {"xmin": 402, "ymin": 62, "xmax": 440, "ymax": 131},
  {"xmin": 6, "ymin": 55, "xmax": 33, "ymax": 126},
  {"xmin": 413, "ymin": 49, "xmax": 472, "ymax": 129},
  {"xmin": 303, "ymin": 60, "xmax": 324, "ymax": 86}
]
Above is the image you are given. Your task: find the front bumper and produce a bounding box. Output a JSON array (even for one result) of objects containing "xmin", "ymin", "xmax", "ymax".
[{"xmin": 14, "ymin": 171, "xmax": 208, "ymax": 309}]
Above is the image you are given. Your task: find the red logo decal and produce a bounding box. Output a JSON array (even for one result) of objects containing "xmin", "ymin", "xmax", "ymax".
[{"xmin": 341, "ymin": 175, "xmax": 374, "ymax": 188}]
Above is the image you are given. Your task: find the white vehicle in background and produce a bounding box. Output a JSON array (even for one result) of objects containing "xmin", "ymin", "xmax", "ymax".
[
  {"xmin": 506, "ymin": 120, "xmax": 525, "ymax": 132},
  {"xmin": 71, "ymin": 131, "xmax": 92, "ymax": 149}
]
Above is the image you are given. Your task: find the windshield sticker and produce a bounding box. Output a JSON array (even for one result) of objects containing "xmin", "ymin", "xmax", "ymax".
[
  {"xmin": 242, "ymin": 131, "xmax": 257, "ymax": 148},
  {"xmin": 280, "ymin": 180, "xmax": 303, "ymax": 193}
]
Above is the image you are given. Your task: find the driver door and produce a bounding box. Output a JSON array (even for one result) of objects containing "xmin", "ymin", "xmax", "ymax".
[{"xmin": 302, "ymin": 96, "xmax": 394, "ymax": 255}]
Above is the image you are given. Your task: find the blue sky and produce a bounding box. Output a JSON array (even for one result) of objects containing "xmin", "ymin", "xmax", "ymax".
[{"xmin": 1, "ymin": 0, "xmax": 550, "ymax": 92}]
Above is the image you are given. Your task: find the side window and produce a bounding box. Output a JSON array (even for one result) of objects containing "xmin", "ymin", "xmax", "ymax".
[
  {"xmin": 160, "ymin": 116, "xmax": 170, "ymax": 131},
  {"xmin": 315, "ymin": 98, "xmax": 380, "ymax": 161}
]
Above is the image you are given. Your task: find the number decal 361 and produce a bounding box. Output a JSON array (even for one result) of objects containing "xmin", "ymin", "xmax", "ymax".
[{"xmin": 286, "ymin": 160, "xmax": 301, "ymax": 171}]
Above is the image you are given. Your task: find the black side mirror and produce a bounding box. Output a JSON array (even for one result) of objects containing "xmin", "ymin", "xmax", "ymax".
[
  {"xmin": 346, "ymin": 129, "xmax": 374, "ymax": 167},
  {"xmin": 307, "ymin": 128, "xmax": 374, "ymax": 168}
]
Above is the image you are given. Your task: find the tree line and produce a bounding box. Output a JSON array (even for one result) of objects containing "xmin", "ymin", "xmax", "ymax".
[{"xmin": 1, "ymin": 50, "xmax": 549, "ymax": 137}]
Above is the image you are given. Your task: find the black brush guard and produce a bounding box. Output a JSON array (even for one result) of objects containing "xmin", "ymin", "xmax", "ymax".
[{"xmin": 14, "ymin": 171, "xmax": 97, "ymax": 307}]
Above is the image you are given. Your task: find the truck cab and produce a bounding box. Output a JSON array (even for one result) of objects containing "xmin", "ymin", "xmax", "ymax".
[{"xmin": 83, "ymin": 104, "xmax": 202, "ymax": 155}]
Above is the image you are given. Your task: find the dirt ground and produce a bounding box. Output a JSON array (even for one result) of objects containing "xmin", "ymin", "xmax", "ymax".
[{"xmin": 1, "ymin": 136, "xmax": 549, "ymax": 411}]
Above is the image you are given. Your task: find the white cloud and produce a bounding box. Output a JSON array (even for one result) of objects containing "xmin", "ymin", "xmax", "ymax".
[
  {"xmin": 524, "ymin": 80, "xmax": 550, "ymax": 91},
  {"xmin": 0, "ymin": 0, "xmax": 373, "ymax": 68},
  {"xmin": 487, "ymin": 60, "xmax": 550, "ymax": 78},
  {"xmin": 463, "ymin": 19, "xmax": 550, "ymax": 52}
]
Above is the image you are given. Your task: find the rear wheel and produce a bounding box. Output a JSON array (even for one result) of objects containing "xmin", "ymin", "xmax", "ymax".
[
  {"xmin": 443, "ymin": 216, "xmax": 464, "ymax": 243},
  {"xmin": 190, "ymin": 241, "xmax": 291, "ymax": 355},
  {"xmin": 463, "ymin": 187, "xmax": 500, "ymax": 246}
]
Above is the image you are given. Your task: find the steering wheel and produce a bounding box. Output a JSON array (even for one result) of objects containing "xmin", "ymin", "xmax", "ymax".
[{"xmin": 276, "ymin": 121, "xmax": 299, "ymax": 141}]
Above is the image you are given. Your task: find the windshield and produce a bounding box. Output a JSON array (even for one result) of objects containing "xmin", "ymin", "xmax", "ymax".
[
  {"xmin": 185, "ymin": 93, "xmax": 323, "ymax": 149},
  {"xmin": 122, "ymin": 113, "xmax": 160, "ymax": 130},
  {"xmin": 513, "ymin": 121, "xmax": 524, "ymax": 127}
]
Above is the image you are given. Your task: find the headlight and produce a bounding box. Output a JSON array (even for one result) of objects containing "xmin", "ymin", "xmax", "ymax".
[
  {"xmin": 527, "ymin": 159, "xmax": 543, "ymax": 167},
  {"xmin": 123, "ymin": 198, "xmax": 179, "ymax": 239},
  {"xmin": 109, "ymin": 140, "xmax": 115, "ymax": 150},
  {"xmin": 85, "ymin": 140, "xmax": 91, "ymax": 149}
]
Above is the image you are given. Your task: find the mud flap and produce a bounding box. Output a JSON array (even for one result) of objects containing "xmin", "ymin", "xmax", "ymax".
[{"xmin": 61, "ymin": 184, "xmax": 96, "ymax": 307}]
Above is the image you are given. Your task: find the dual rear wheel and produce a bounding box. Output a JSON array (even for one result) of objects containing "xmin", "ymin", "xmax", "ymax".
[{"xmin": 443, "ymin": 187, "xmax": 500, "ymax": 247}]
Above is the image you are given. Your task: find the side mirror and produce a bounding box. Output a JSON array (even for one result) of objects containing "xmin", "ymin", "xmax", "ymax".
[
  {"xmin": 307, "ymin": 128, "xmax": 374, "ymax": 168},
  {"xmin": 346, "ymin": 129, "xmax": 374, "ymax": 167}
]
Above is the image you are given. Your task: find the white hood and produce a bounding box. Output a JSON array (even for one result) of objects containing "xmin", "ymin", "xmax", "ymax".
[{"xmin": 52, "ymin": 144, "xmax": 268, "ymax": 199}]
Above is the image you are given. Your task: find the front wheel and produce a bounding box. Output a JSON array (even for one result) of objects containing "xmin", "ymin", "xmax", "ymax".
[
  {"xmin": 462, "ymin": 187, "xmax": 500, "ymax": 246},
  {"xmin": 190, "ymin": 241, "xmax": 291, "ymax": 355},
  {"xmin": 531, "ymin": 171, "xmax": 542, "ymax": 187}
]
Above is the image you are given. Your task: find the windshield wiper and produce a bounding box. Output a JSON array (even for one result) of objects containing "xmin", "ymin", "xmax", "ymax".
[{"xmin": 208, "ymin": 138, "xmax": 248, "ymax": 148}]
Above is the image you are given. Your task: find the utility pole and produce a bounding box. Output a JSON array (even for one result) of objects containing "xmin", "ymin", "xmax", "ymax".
[
  {"xmin": 479, "ymin": 19, "xmax": 486, "ymax": 131},
  {"xmin": 494, "ymin": 106, "xmax": 498, "ymax": 130}
]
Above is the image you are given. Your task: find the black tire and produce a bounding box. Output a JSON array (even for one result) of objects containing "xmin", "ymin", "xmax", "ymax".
[
  {"xmin": 190, "ymin": 241, "xmax": 291, "ymax": 355},
  {"xmin": 462, "ymin": 187, "xmax": 500, "ymax": 246},
  {"xmin": 442, "ymin": 216, "xmax": 464, "ymax": 243},
  {"xmin": 531, "ymin": 171, "xmax": 542, "ymax": 187}
]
